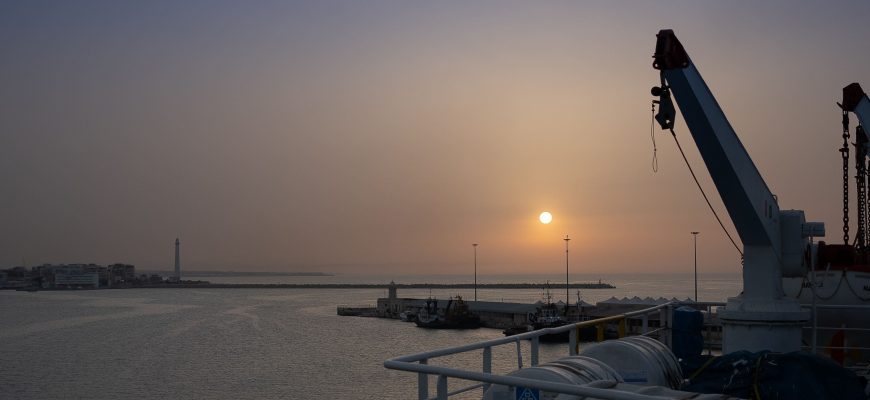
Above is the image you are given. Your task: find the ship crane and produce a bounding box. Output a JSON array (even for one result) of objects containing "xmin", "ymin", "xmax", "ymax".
[
  {"xmin": 840, "ymin": 83, "xmax": 870, "ymax": 249},
  {"xmin": 651, "ymin": 30, "xmax": 825, "ymax": 353},
  {"xmin": 842, "ymin": 83, "xmax": 870, "ymax": 131}
]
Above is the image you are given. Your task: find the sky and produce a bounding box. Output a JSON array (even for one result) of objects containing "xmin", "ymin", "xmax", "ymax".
[{"xmin": 2, "ymin": 1, "xmax": 869, "ymax": 275}]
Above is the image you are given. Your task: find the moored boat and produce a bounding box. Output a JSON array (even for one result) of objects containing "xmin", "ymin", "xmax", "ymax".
[{"xmin": 415, "ymin": 296, "xmax": 481, "ymax": 329}]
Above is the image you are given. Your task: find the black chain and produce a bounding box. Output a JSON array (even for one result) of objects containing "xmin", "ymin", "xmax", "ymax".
[
  {"xmin": 856, "ymin": 134, "xmax": 866, "ymax": 249},
  {"xmin": 860, "ymin": 125, "xmax": 869, "ymax": 252},
  {"xmin": 842, "ymin": 110, "xmax": 851, "ymax": 245}
]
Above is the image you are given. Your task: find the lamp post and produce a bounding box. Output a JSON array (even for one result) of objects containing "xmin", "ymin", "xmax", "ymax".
[
  {"xmin": 564, "ymin": 235, "xmax": 571, "ymax": 308},
  {"xmin": 691, "ymin": 231, "xmax": 699, "ymax": 302},
  {"xmin": 472, "ymin": 243, "xmax": 478, "ymax": 301}
]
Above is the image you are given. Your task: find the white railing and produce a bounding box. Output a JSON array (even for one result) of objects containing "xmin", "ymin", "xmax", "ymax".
[
  {"xmin": 384, "ymin": 302, "xmax": 690, "ymax": 400},
  {"xmin": 803, "ymin": 303, "xmax": 870, "ymax": 358}
]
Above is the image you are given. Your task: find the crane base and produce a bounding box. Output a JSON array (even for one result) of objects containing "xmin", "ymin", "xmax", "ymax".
[{"xmin": 719, "ymin": 296, "xmax": 809, "ymax": 353}]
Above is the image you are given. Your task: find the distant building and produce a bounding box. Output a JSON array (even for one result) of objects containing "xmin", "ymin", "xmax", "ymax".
[
  {"xmin": 2, "ymin": 262, "xmax": 139, "ymax": 289},
  {"xmin": 8, "ymin": 266, "xmax": 29, "ymax": 279},
  {"xmin": 54, "ymin": 266, "xmax": 99, "ymax": 289},
  {"xmin": 27, "ymin": 264, "xmax": 102, "ymax": 289},
  {"xmin": 98, "ymin": 266, "xmax": 110, "ymax": 286},
  {"xmin": 108, "ymin": 264, "xmax": 136, "ymax": 285}
]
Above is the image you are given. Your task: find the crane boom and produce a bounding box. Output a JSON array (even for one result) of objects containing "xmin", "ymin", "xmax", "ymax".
[
  {"xmin": 653, "ymin": 30, "xmax": 781, "ymax": 251},
  {"xmin": 843, "ymin": 83, "xmax": 870, "ymax": 129},
  {"xmin": 844, "ymin": 83, "xmax": 870, "ymax": 160},
  {"xmin": 650, "ymin": 29, "xmax": 822, "ymax": 353}
]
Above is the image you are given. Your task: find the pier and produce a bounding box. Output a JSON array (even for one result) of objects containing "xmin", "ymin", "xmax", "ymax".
[
  {"xmin": 370, "ymin": 296, "xmax": 664, "ymax": 330},
  {"xmin": 338, "ymin": 282, "xmax": 672, "ymax": 332},
  {"xmin": 339, "ymin": 284, "xmax": 723, "ymax": 348},
  {"xmin": 127, "ymin": 282, "xmax": 616, "ymax": 290}
]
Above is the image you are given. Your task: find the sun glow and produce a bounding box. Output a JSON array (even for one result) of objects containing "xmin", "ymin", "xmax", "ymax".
[{"xmin": 539, "ymin": 211, "xmax": 553, "ymax": 224}]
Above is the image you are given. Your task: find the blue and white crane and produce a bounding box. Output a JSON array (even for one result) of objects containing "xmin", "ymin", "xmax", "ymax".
[
  {"xmin": 842, "ymin": 83, "xmax": 870, "ymax": 129},
  {"xmin": 651, "ymin": 30, "xmax": 824, "ymax": 353}
]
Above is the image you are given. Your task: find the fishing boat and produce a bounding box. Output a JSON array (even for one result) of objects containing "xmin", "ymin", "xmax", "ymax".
[
  {"xmin": 399, "ymin": 310, "xmax": 418, "ymax": 322},
  {"xmin": 504, "ymin": 287, "xmax": 599, "ymax": 342},
  {"xmin": 415, "ymin": 296, "xmax": 481, "ymax": 329}
]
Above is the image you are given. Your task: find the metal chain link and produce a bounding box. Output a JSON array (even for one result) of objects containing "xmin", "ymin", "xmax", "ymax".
[
  {"xmin": 855, "ymin": 137, "xmax": 866, "ymax": 249},
  {"xmin": 866, "ymin": 165, "xmax": 869, "ymax": 250},
  {"xmin": 842, "ymin": 110, "xmax": 851, "ymax": 245},
  {"xmin": 860, "ymin": 125, "xmax": 869, "ymax": 252}
]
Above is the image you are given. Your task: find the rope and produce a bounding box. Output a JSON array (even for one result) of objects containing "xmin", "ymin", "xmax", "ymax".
[
  {"xmin": 843, "ymin": 270, "xmax": 870, "ymax": 301},
  {"xmin": 686, "ymin": 355, "xmax": 718, "ymax": 382},
  {"xmin": 753, "ymin": 354, "xmax": 765, "ymax": 400},
  {"xmin": 668, "ymin": 128, "xmax": 744, "ymax": 257},
  {"xmin": 650, "ymin": 102, "xmax": 659, "ymax": 173},
  {"xmin": 804, "ymin": 271, "xmax": 843, "ymax": 301}
]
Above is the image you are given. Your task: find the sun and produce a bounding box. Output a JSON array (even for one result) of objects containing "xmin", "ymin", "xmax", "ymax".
[{"xmin": 539, "ymin": 211, "xmax": 553, "ymax": 224}]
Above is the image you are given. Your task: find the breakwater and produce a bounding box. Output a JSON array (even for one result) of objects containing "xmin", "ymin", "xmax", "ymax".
[{"xmin": 134, "ymin": 282, "xmax": 615, "ymax": 289}]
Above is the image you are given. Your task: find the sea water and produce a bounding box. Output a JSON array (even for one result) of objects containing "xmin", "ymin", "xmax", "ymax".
[{"xmin": 0, "ymin": 273, "xmax": 740, "ymax": 399}]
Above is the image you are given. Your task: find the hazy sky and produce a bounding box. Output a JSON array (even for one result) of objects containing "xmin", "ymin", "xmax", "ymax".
[{"xmin": 2, "ymin": 1, "xmax": 869, "ymax": 275}]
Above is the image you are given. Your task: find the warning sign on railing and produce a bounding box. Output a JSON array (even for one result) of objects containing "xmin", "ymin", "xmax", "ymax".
[{"xmin": 515, "ymin": 387, "xmax": 539, "ymax": 400}]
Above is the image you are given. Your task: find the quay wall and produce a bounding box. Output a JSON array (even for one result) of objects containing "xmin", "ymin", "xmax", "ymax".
[
  {"xmin": 374, "ymin": 297, "xmax": 664, "ymax": 330},
  {"xmin": 130, "ymin": 282, "xmax": 615, "ymax": 289},
  {"xmin": 376, "ymin": 297, "xmax": 538, "ymax": 329}
]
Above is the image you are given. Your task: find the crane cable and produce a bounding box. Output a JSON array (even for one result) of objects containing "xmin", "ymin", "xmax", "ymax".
[
  {"xmin": 650, "ymin": 97, "xmax": 744, "ymax": 257},
  {"xmin": 668, "ymin": 127, "xmax": 744, "ymax": 257}
]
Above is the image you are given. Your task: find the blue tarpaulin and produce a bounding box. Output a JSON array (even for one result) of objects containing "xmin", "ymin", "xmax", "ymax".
[
  {"xmin": 672, "ymin": 306, "xmax": 703, "ymax": 359},
  {"xmin": 680, "ymin": 351, "xmax": 867, "ymax": 400}
]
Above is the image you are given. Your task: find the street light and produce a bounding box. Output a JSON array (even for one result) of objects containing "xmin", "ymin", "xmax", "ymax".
[
  {"xmin": 564, "ymin": 235, "xmax": 571, "ymax": 309},
  {"xmin": 691, "ymin": 231, "xmax": 699, "ymax": 302},
  {"xmin": 472, "ymin": 243, "xmax": 478, "ymax": 302}
]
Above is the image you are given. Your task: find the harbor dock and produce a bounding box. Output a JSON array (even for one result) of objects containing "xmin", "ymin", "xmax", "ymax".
[
  {"xmin": 338, "ymin": 283, "xmax": 723, "ymax": 348},
  {"xmin": 369, "ymin": 296, "xmax": 672, "ymax": 330},
  {"xmin": 340, "ymin": 283, "xmax": 701, "ymax": 330}
]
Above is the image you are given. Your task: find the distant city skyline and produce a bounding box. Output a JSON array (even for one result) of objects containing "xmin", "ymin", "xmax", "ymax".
[{"xmin": 2, "ymin": 1, "xmax": 869, "ymax": 274}]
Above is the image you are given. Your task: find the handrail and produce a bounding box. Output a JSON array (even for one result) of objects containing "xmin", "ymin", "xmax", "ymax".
[
  {"xmin": 383, "ymin": 360, "xmax": 675, "ymax": 400},
  {"xmin": 801, "ymin": 303, "xmax": 870, "ymax": 356},
  {"xmin": 805, "ymin": 304, "xmax": 870, "ymax": 310},
  {"xmin": 390, "ymin": 302, "xmax": 675, "ymax": 363},
  {"xmin": 385, "ymin": 302, "xmax": 693, "ymax": 400}
]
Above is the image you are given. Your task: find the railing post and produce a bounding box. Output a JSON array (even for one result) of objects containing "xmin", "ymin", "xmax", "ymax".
[
  {"xmin": 618, "ymin": 318, "xmax": 626, "ymax": 338},
  {"xmin": 418, "ymin": 359, "xmax": 428, "ymax": 400},
  {"xmin": 436, "ymin": 375, "xmax": 448, "ymax": 400},
  {"xmin": 642, "ymin": 314, "xmax": 649, "ymax": 335},
  {"xmin": 810, "ymin": 252, "xmax": 818, "ymax": 355},
  {"xmin": 515, "ymin": 339, "xmax": 523, "ymax": 369},
  {"xmin": 659, "ymin": 308, "xmax": 667, "ymax": 343},
  {"xmin": 596, "ymin": 324, "xmax": 604, "ymax": 342},
  {"xmin": 531, "ymin": 337, "xmax": 540, "ymax": 365},
  {"xmin": 665, "ymin": 304, "xmax": 674, "ymax": 349},
  {"xmin": 569, "ymin": 326, "xmax": 578, "ymax": 356},
  {"xmin": 811, "ymin": 275, "xmax": 818, "ymax": 355},
  {"xmin": 483, "ymin": 346, "xmax": 492, "ymax": 394},
  {"xmin": 659, "ymin": 307, "xmax": 666, "ymax": 344}
]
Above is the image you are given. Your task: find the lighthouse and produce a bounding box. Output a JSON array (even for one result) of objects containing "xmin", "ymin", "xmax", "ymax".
[{"xmin": 174, "ymin": 238, "xmax": 181, "ymax": 282}]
